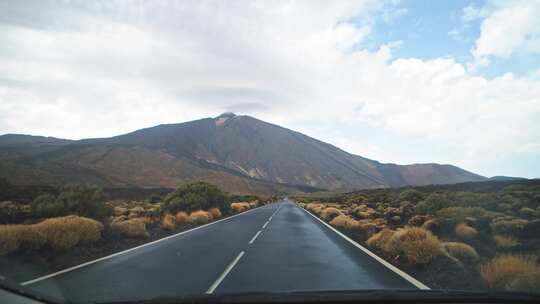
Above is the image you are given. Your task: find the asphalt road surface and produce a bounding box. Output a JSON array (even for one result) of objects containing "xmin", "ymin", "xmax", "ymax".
[{"xmin": 21, "ymin": 200, "xmax": 424, "ymax": 303}]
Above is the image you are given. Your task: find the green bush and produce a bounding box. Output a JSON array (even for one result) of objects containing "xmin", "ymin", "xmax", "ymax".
[
  {"xmin": 398, "ymin": 189, "xmax": 424, "ymax": 203},
  {"xmin": 55, "ymin": 184, "xmax": 110, "ymax": 218},
  {"xmin": 453, "ymin": 192, "xmax": 498, "ymax": 211},
  {"xmin": 436, "ymin": 206, "xmax": 496, "ymax": 222},
  {"xmin": 416, "ymin": 192, "xmax": 453, "ymax": 214},
  {"xmin": 163, "ymin": 182, "xmax": 228, "ymax": 213},
  {"xmin": 491, "ymin": 218, "xmax": 528, "ymax": 236},
  {"xmin": 30, "ymin": 185, "xmax": 111, "ymax": 219},
  {"xmin": 31, "ymin": 194, "xmax": 62, "ymax": 218}
]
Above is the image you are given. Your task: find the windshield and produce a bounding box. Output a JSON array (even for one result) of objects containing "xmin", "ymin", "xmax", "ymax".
[{"xmin": 1, "ymin": 1, "xmax": 539, "ymax": 303}]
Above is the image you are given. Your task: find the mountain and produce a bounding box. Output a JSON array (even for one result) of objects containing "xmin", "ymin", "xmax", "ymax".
[
  {"xmin": 0, "ymin": 113, "xmax": 487, "ymax": 194},
  {"xmin": 488, "ymin": 176, "xmax": 527, "ymax": 182},
  {"xmin": 0, "ymin": 134, "xmax": 72, "ymax": 147}
]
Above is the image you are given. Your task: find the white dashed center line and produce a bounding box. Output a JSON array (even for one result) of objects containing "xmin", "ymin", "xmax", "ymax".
[
  {"xmin": 249, "ymin": 231, "xmax": 262, "ymax": 245},
  {"xmin": 206, "ymin": 251, "xmax": 245, "ymax": 294}
]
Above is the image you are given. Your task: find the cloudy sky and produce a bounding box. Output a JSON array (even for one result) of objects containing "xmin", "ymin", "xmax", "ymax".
[{"xmin": 1, "ymin": 0, "xmax": 539, "ymax": 178}]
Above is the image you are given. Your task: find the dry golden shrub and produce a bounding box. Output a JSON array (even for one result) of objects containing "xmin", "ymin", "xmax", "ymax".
[
  {"xmin": 506, "ymin": 271, "xmax": 540, "ymax": 292},
  {"xmin": 353, "ymin": 205, "xmax": 376, "ymax": 219},
  {"xmin": 442, "ymin": 242, "xmax": 479, "ymax": 265},
  {"xmin": 175, "ymin": 211, "xmax": 189, "ymax": 225},
  {"xmin": 359, "ymin": 222, "xmax": 378, "ymax": 238},
  {"xmin": 114, "ymin": 206, "xmax": 128, "ymax": 216},
  {"xmin": 0, "ymin": 225, "xmax": 47, "ymax": 254},
  {"xmin": 481, "ymin": 255, "xmax": 540, "ymax": 290},
  {"xmin": 111, "ymin": 218, "xmax": 149, "ymax": 238},
  {"xmin": 130, "ymin": 206, "xmax": 145, "ymax": 215},
  {"xmin": 305, "ymin": 203, "xmax": 316, "ymax": 211},
  {"xmin": 408, "ymin": 215, "xmax": 431, "ymax": 226},
  {"xmin": 421, "ymin": 218, "xmax": 440, "ymax": 232},
  {"xmin": 455, "ymin": 222, "xmax": 478, "ymax": 240},
  {"xmin": 1, "ymin": 216, "xmax": 102, "ymax": 254},
  {"xmin": 353, "ymin": 204, "xmax": 368, "ymax": 213},
  {"xmin": 0, "ymin": 225, "xmax": 23, "ymax": 255},
  {"xmin": 366, "ymin": 228, "xmax": 396, "ymax": 250},
  {"xmin": 320, "ymin": 207, "xmax": 342, "ymax": 222},
  {"xmin": 189, "ymin": 210, "xmax": 210, "ymax": 225},
  {"xmin": 208, "ymin": 208, "xmax": 222, "ymax": 220},
  {"xmin": 34, "ymin": 216, "xmax": 103, "ymax": 250},
  {"xmin": 494, "ymin": 235, "xmax": 520, "ymax": 249},
  {"xmin": 230, "ymin": 202, "xmax": 250, "ymax": 213},
  {"xmin": 329, "ymin": 215, "xmax": 352, "ymax": 228},
  {"xmin": 372, "ymin": 218, "xmax": 387, "ymax": 227},
  {"xmin": 345, "ymin": 218, "xmax": 361, "ymax": 230},
  {"xmin": 76, "ymin": 217, "xmax": 104, "ymax": 244},
  {"xmin": 306, "ymin": 203, "xmax": 324, "ymax": 215},
  {"xmin": 111, "ymin": 216, "xmax": 127, "ymax": 225},
  {"xmin": 139, "ymin": 216, "xmax": 159, "ymax": 225},
  {"xmin": 312, "ymin": 205, "xmax": 324, "ymax": 215},
  {"xmin": 161, "ymin": 213, "xmax": 176, "ymax": 230},
  {"xmin": 18, "ymin": 225, "xmax": 46, "ymax": 251},
  {"xmin": 385, "ymin": 227, "xmax": 443, "ymax": 265}
]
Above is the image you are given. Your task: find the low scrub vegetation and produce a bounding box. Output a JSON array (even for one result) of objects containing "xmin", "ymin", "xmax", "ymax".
[
  {"xmin": 188, "ymin": 210, "xmax": 210, "ymax": 225},
  {"xmin": 454, "ymin": 222, "xmax": 478, "ymax": 241},
  {"xmin": 385, "ymin": 227, "xmax": 443, "ymax": 265},
  {"xmin": 490, "ymin": 217, "xmax": 528, "ymax": 236},
  {"xmin": 0, "ymin": 180, "xmax": 273, "ymax": 255},
  {"xmin": 230, "ymin": 201, "xmax": 260, "ymax": 213},
  {"xmin": 294, "ymin": 180, "xmax": 540, "ymax": 292},
  {"xmin": 163, "ymin": 182, "xmax": 228, "ymax": 213},
  {"xmin": 442, "ymin": 242, "xmax": 479, "ymax": 266},
  {"xmin": 175, "ymin": 211, "xmax": 189, "ymax": 225},
  {"xmin": 0, "ymin": 216, "xmax": 103, "ymax": 255},
  {"xmin": 31, "ymin": 185, "xmax": 112, "ymax": 219},
  {"xmin": 320, "ymin": 207, "xmax": 341, "ymax": 221},
  {"xmin": 481, "ymin": 255, "xmax": 540, "ymax": 290},
  {"xmin": 493, "ymin": 235, "xmax": 520, "ymax": 249},
  {"xmin": 230, "ymin": 202, "xmax": 250, "ymax": 213},
  {"xmin": 208, "ymin": 207, "xmax": 222, "ymax": 219},
  {"xmin": 161, "ymin": 213, "xmax": 176, "ymax": 231},
  {"xmin": 366, "ymin": 229, "xmax": 396, "ymax": 250},
  {"xmin": 111, "ymin": 218, "xmax": 149, "ymax": 238}
]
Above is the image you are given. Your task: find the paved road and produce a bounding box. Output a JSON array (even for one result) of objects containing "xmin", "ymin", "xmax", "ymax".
[{"xmin": 22, "ymin": 200, "xmax": 420, "ymax": 302}]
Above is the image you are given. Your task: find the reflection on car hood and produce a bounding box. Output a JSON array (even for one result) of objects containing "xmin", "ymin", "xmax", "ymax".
[{"xmin": 100, "ymin": 289, "xmax": 540, "ymax": 304}]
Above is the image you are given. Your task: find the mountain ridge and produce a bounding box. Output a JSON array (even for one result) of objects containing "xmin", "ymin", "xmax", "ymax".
[{"xmin": 0, "ymin": 113, "xmax": 488, "ymax": 194}]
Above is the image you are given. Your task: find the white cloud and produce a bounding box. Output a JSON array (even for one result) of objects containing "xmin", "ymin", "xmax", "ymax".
[
  {"xmin": 461, "ymin": 4, "xmax": 490, "ymax": 23},
  {"xmin": 382, "ymin": 7, "xmax": 408, "ymax": 24},
  {"xmin": 0, "ymin": 1, "xmax": 539, "ymax": 177},
  {"xmin": 471, "ymin": 0, "xmax": 540, "ymax": 65}
]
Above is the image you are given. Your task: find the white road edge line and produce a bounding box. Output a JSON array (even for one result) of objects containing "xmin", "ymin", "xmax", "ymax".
[
  {"xmin": 206, "ymin": 251, "xmax": 245, "ymax": 294},
  {"xmin": 262, "ymin": 221, "xmax": 269, "ymax": 229},
  {"xmin": 21, "ymin": 205, "xmax": 268, "ymax": 286},
  {"xmin": 300, "ymin": 207, "xmax": 430, "ymax": 290},
  {"xmin": 249, "ymin": 231, "xmax": 262, "ymax": 245}
]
